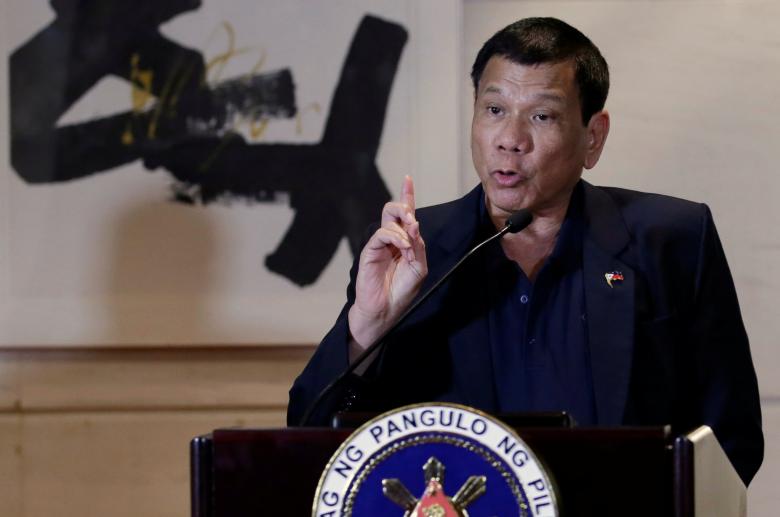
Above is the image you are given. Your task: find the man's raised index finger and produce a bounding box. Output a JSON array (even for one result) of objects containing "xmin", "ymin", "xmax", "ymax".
[{"xmin": 401, "ymin": 174, "xmax": 416, "ymax": 212}]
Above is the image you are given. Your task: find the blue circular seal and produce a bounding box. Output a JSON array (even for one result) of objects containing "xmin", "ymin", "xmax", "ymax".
[{"xmin": 313, "ymin": 403, "xmax": 559, "ymax": 516}]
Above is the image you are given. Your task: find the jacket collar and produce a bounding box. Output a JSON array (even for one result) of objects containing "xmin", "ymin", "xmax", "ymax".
[
  {"xmin": 430, "ymin": 181, "xmax": 631, "ymax": 256},
  {"xmin": 415, "ymin": 181, "xmax": 637, "ymax": 422},
  {"xmin": 426, "ymin": 184, "xmax": 486, "ymax": 257}
]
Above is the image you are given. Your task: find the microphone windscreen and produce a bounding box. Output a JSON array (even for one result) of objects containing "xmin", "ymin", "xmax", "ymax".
[{"xmin": 505, "ymin": 209, "xmax": 533, "ymax": 233}]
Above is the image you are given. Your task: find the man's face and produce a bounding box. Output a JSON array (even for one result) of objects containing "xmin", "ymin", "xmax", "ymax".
[{"xmin": 471, "ymin": 56, "xmax": 603, "ymax": 220}]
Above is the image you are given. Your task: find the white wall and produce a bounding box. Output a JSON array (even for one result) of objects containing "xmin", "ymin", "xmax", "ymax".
[{"xmin": 463, "ymin": 1, "xmax": 780, "ymax": 515}]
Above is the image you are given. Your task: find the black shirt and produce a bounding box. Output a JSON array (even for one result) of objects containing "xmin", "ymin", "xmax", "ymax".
[{"xmin": 481, "ymin": 182, "xmax": 596, "ymax": 425}]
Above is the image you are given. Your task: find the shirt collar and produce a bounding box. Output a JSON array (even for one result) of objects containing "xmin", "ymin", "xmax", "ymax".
[{"xmin": 478, "ymin": 180, "xmax": 585, "ymax": 273}]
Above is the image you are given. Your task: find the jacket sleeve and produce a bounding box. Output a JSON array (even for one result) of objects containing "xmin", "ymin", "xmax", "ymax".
[
  {"xmin": 286, "ymin": 253, "xmax": 375, "ymax": 427},
  {"xmin": 688, "ymin": 206, "xmax": 763, "ymax": 485}
]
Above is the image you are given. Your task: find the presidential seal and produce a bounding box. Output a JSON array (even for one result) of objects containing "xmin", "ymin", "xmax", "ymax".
[{"xmin": 312, "ymin": 403, "xmax": 559, "ymax": 516}]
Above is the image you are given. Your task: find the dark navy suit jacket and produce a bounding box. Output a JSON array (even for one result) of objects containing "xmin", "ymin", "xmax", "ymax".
[{"xmin": 288, "ymin": 181, "xmax": 763, "ymax": 484}]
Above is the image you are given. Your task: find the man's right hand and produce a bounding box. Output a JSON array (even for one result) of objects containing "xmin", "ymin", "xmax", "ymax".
[{"xmin": 347, "ymin": 175, "xmax": 428, "ymax": 358}]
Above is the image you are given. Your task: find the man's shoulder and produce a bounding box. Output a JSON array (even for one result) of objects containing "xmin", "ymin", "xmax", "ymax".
[
  {"xmin": 591, "ymin": 183, "xmax": 705, "ymax": 214},
  {"xmin": 585, "ymin": 184, "xmax": 721, "ymax": 304},
  {"xmin": 415, "ymin": 185, "xmax": 483, "ymax": 236},
  {"xmin": 585, "ymin": 182, "xmax": 712, "ymax": 235},
  {"xmin": 404, "ymin": 185, "xmax": 485, "ymax": 257},
  {"xmin": 413, "ymin": 182, "xmax": 712, "ymax": 229},
  {"xmin": 416, "ymin": 184, "xmax": 483, "ymax": 220},
  {"xmin": 410, "ymin": 181, "xmax": 715, "ymax": 249}
]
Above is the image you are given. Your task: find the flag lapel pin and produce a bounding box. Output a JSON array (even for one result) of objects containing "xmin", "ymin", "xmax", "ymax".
[{"xmin": 604, "ymin": 271, "xmax": 624, "ymax": 288}]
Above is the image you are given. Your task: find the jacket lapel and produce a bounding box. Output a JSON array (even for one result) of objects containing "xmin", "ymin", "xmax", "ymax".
[
  {"xmin": 421, "ymin": 185, "xmax": 498, "ymax": 411},
  {"xmin": 582, "ymin": 182, "xmax": 635, "ymax": 425},
  {"xmin": 408, "ymin": 181, "xmax": 638, "ymax": 419},
  {"xmin": 447, "ymin": 252, "xmax": 498, "ymax": 410}
]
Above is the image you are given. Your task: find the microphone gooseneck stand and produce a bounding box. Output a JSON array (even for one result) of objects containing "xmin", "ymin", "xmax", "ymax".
[{"xmin": 298, "ymin": 209, "xmax": 533, "ymax": 426}]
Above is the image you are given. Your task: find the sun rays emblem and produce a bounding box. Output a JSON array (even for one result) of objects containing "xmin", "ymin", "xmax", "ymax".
[{"xmin": 382, "ymin": 457, "xmax": 486, "ymax": 517}]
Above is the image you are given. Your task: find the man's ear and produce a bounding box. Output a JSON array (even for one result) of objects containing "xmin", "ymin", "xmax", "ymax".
[{"xmin": 584, "ymin": 110, "xmax": 610, "ymax": 170}]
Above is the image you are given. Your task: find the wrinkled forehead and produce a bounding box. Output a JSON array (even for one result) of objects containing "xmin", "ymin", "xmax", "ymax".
[{"xmin": 475, "ymin": 56, "xmax": 579, "ymax": 101}]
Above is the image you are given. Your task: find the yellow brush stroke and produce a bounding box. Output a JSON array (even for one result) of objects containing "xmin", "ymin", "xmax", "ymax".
[
  {"xmin": 205, "ymin": 21, "xmax": 252, "ymax": 84},
  {"xmin": 296, "ymin": 102, "xmax": 322, "ymax": 135},
  {"xmin": 199, "ymin": 132, "xmax": 240, "ymax": 173},
  {"xmin": 123, "ymin": 53, "xmax": 155, "ymax": 145},
  {"xmin": 130, "ymin": 53, "xmax": 154, "ymax": 112},
  {"xmin": 147, "ymin": 61, "xmax": 181, "ymax": 140},
  {"xmin": 249, "ymin": 118, "xmax": 269, "ymax": 140},
  {"xmin": 247, "ymin": 50, "xmax": 267, "ymax": 78},
  {"xmin": 121, "ymin": 21, "xmax": 278, "ymax": 158},
  {"xmin": 168, "ymin": 59, "xmax": 202, "ymax": 115}
]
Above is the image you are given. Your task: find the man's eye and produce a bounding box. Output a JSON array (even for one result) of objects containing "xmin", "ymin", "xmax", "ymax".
[
  {"xmin": 488, "ymin": 106, "xmax": 502, "ymax": 115},
  {"xmin": 533, "ymin": 113, "xmax": 550, "ymax": 121}
]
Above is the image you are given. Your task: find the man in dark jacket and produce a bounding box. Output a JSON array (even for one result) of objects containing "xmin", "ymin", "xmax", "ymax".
[{"xmin": 288, "ymin": 17, "xmax": 763, "ymax": 485}]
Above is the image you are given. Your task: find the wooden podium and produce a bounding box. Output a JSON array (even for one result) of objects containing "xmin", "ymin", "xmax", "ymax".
[{"xmin": 190, "ymin": 424, "xmax": 745, "ymax": 516}]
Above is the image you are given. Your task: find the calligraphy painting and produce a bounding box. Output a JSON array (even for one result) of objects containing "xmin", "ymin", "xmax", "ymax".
[{"xmin": 0, "ymin": 0, "xmax": 461, "ymax": 345}]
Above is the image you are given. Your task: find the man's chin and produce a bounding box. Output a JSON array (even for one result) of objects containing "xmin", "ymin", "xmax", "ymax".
[{"xmin": 484, "ymin": 188, "xmax": 531, "ymax": 217}]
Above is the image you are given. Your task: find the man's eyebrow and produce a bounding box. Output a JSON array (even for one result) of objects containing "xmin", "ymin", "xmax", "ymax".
[
  {"xmin": 480, "ymin": 87, "xmax": 566, "ymax": 104},
  {"xmin": 530, "ymin": 92, "xmax": 566, "ymax": 104}
]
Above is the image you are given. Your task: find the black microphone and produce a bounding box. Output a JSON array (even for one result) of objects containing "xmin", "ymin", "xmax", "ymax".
[
  {"xmin": 505, "ymin": 209, "xmax": 533, "ymax": 234},
  {"xmin": 298, "ymin": 209, "xmax": 533, "ymax": 426}
]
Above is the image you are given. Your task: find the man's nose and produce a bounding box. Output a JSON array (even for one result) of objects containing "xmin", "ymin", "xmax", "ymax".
[{"xmin": 497, "ymin": 119, "xmax": 532, "ymax": 154}]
